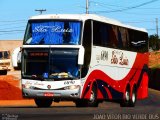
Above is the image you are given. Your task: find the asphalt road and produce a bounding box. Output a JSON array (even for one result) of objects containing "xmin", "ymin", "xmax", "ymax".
[{"xmin": 0, "ymin": 89, "xmax": 160, "ymax": 120}]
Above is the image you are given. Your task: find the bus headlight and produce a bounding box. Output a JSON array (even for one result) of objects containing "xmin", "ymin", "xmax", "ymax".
[
  {"xmin": 22, "ymin": 84, "xmax": 35, "ymax": 89},
  {"xmin": 64, "ymin": 85, "xmax": 80, "ymax": 90},
  {"xmin": 25, "ymin": 85, "xmax": 30, "ymax": 89}
]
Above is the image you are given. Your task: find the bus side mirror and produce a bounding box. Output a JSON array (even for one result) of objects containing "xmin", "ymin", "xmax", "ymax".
[{"xmin": 78, "ymin": 46, "xmax": 84, "ymax": 65}]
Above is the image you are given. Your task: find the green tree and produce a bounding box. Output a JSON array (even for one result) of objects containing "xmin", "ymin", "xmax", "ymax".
[{"xmin": 149, "ymin": 34, "xmax": 160, "ymax": 51}]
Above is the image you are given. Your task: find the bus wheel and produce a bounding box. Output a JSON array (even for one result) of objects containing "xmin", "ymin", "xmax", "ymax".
[
  {"xmin": 129, "ymin": 86, "xmax": 137, "ymax": 107},
  {"xmin": 120, "ymin": 87, "xmax": 130, "ymax": 107},
  {"xmin": 34, "ymin": 98, "xmax": 52, "ymax": 108},
  {"xmin": 88, "ymin": 85, "xmax": 98, "ymax": 107}
]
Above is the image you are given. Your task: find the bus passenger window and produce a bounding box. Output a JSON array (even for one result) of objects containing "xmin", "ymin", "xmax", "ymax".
[
  {"xmin": 93, "ymin": 21, "xmax": 101, "ymax": 46},
  {"xmin": 117, "ymin": 28, "xmax": 123, "ymax": 49},
  {"xmin": 93, "ymin": 21, "xmax": 110, "ymax": 47},
  {"xmin": 109, "ymin": 26, "xmax": 118, "ymax": 48}
]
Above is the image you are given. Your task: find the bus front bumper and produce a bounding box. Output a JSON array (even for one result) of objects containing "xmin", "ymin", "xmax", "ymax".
[{"xmin": 22, "ymin": 88, "xmax": 81, "ymax": 100}]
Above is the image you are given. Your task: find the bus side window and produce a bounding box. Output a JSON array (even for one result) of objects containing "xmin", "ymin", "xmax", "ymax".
[
  {"xmin": 81, "ymin": 20, "xmax": 92, "ymax": 78},
  {"xmin": 128, "ymin": 30, "xmax": 148, "ymax": 53},
  {"xmin": 143, "ymin": 33, "xmax": 148, "ymax": 52},
  {"xmin": 128, "ymin": 30, "xmax": 135, "ymax": 51},
  {"xmin": 125, "ymin": 29, "xmax": 130, "ymax": 50},
  {"xmin": 135, "ymin": 32, "xmax": 148, "ymax": 53},
  {"xmin": 93, "ymin": 21, "xmax": 101, "ymax": 46},
  {"xmin": 117, "ymin": 27, "xmax": 123, "ymax": 49},
  {"xmin": 109, "ymin": 25, "xmax": 118, "ymax": 48},
  {"xmin": 100, "ymin": 23, "xmax": 110, "ymax": 47},
  {"xmin": 93, "ymin": 21, "xmax": 110, "ymax": 47}
]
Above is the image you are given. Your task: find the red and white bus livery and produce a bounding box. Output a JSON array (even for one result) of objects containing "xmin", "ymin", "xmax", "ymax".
[{"xmin": 21, "ymin": 14, "xmax": 149, "ymax": 107}]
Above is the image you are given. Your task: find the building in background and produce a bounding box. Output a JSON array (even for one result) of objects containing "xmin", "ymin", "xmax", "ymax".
[{"xmin": 0, "ymin": 40, "xmax": 22, "ymax": 71}]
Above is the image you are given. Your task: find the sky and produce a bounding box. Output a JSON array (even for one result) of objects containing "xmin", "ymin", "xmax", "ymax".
[{"xmin": 0, "ymin": 0, "xmax": 160, "ymax": 40}]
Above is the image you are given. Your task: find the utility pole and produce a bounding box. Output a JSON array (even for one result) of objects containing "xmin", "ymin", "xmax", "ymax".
[
  {"xmin": 86, "ymin": 0, "xmax": 89, "ymax": 14},
  {"xmin": 35, "ymin": 9, "xmax": 46, "ymax": 15},
  {"xmin": 156, "ymin": 18, "xmax": 158, "ymax": 38}
]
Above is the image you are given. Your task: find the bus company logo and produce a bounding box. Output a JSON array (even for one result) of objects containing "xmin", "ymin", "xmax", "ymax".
[
  {"xmin": 111, "ymin": 50, "xmax": 129, "ymax": 66},
  {"xmin": 25, "ymin": 81, "xmax": 32, "ymax": 85},
  {"xmin": 32, "ymin": 25, "xmax": 73, "ymax": 33},
  {"xmin": 119, "ymin": 53, "xmax": 129, "ymax": 65},
  {"xmin": 47, "ymin": 85, "xmax": 51, "ymax": 89},
  {"xmin": 111, "ymin": 51, "xmax": 118, "ymax": 64},
  {"xmin": 101, "ymin": 50, "xmax": 108, "ymax": 61}
]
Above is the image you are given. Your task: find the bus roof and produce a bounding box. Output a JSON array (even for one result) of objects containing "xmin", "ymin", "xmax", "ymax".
[{"xmin": 29, "ymin": 14, "xmax": 147, "ymax": 33}]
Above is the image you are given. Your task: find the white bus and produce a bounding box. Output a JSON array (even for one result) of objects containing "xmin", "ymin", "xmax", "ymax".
[{"xmin": 21, "ymin": 14, "xmax": 149, "ymax": 107}]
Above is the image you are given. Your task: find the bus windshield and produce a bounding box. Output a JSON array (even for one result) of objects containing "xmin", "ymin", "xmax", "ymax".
[
  {"xmin": 22, "ymin": 48, "xmax": 79, "ymax": 80},
  {"xmin": 24, "ymin": 20, "xmax": 82, "ymax": 45}
]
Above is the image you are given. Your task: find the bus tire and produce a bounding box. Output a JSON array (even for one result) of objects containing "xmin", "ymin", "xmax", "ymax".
[
  {"xmin": 120, "ymin": 86, "xmax": 130, "ymax": 107},
  {"xmin": 88, "ymin": 85, "xmax": 98, "ymax": 107},
  {"xmin": 34, "ymin": 98, "xmax": 52, "ymax": 108},
  {"xmin": 129, "ymin": 86, "xmax": 137, "ymax": 107}
]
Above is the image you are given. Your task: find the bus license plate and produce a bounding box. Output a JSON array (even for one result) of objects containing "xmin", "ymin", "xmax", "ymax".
[{"xmin": 44, "ymin": 93, "xmax": 54, "ymax": 97}]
